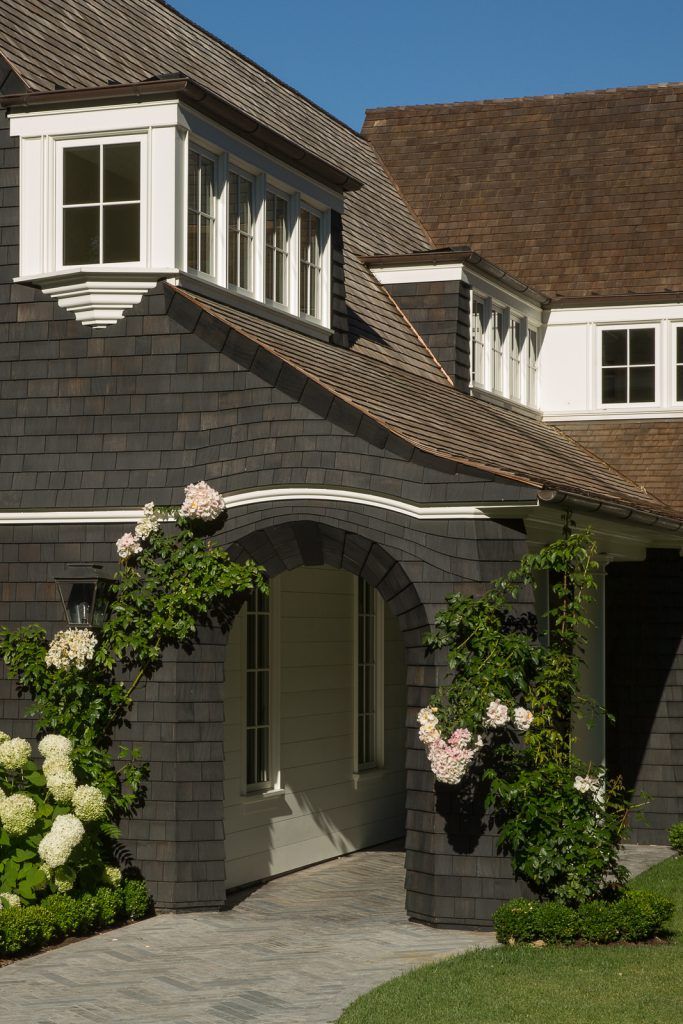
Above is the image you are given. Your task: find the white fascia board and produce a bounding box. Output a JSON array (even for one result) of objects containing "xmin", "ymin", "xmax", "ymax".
[
  {"xmin": 524, "ymin": 505, "xmax": 683, "ymax": 561},
  {"xmin": 8, "ymin": 99, "xmax": 185, "ymax": 138},
  {"xmin": 543, "ymin": 409, "xmax": 683, "ymax": 422},
  {"xmin": 0, "ymin": 487, "xmax": 539, "ymax": 525},
  {"xmin": 371, "ymin": 263, "xmax": 543, "ymax": 322},
  {"xmin": 547, "ymin": 301, "xmax": 683, "ymax": 326},
  {"xmin": 182, "ymin": 108, "xmax": 344, "ymax": 213}
]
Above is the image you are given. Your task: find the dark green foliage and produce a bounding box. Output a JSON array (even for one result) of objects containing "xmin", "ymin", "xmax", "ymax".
[
  {"xmin": 493, "ymin": 889, "xmax": 673, "ymax": 945},
  {"xmin": 668, "ymin": 822, "xmax": 683, "ymax": 854},
  {"xmin": 93, "ymin": 884, "xmax": 124, "ymax": 926},
  {"xmin": 0, "ymin": 880, "xmax": 153, "ymax": 957},
  {"xmin": 425, "ymin": 526, "xmax": 631, "ymax": 902},
  {"xmin": 123, "ymin": 878, "xmax": 152, "ymax": 920}
]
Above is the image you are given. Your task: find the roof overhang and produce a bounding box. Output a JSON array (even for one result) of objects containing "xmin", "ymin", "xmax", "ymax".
[
  {"xmin": 364, "ymin": 247, "xmax": 551, "ymax": 308},
  {"xmin": 0, "ymin": 74, "xmax": 362, "ymax": 195}
]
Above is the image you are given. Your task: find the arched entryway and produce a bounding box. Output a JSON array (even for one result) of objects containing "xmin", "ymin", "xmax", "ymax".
[{"xmin": 223, "ymin": 564, "xmax": 407, "ymax": 888}]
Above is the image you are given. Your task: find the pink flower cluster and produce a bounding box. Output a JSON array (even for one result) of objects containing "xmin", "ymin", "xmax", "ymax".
[
  {"xmin": 179, "ymin": 481, "xmax": 226, "ymax": 521},
  {"xmin": 426, "ymin": 727, "xmax": 477, "ymax": 785},
  {"xmin": 116, "ymin": 533, "xmax": 143, "ymax": 561}
]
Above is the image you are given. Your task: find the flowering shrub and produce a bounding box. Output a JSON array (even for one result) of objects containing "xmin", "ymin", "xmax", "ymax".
[
  {"xmin": 0, "ymin": 480, "xmax": 266, "ymax": 917},
  {"xmin": 0, "ymin": 732, "xmax": 122, "ymax": 905},
  {"xmin": 669, "ymin": 821, "xmax": 683, "ymax": 854},
  {"xmin": 422, "ymin": 528, "xmax": 631, "ymax": 904}
]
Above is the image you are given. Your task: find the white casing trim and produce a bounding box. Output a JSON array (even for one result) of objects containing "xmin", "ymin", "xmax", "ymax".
[{"xmin": 0, "ymin": 486, "xmax": 539, "ymax": 525}]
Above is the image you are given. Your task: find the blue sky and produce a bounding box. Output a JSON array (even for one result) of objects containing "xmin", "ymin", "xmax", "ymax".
[{"xmin": 172, "ymin": 0, "xmax": 683, "ymax": 130}]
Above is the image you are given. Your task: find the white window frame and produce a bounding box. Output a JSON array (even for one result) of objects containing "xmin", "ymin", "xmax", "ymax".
[
  {"xmin": 353, "ymin": 578, "xmax": 385, "ymax": 774},
  {"xmin": 264, "ymin": 185, "xmax": 290, "ymax": 310},
  {"xmin": 186, "ymin": 144, "xmax": 217, "ymax": 280},
  {"xmin": 472, "ymin": 295, "xmax": 488, "ymax": 388},
  {"xmin": 673, "ymin": 323, "xmax": 683, "ymax": 405},
  {"xmin": 490, "ymin": 304, "xmax": 507, "ymax": 395},
  {"xmin": 509, "ymin": 316, "xmax": 523, "ymax": 402},
  {"xmin": 597, "ymin": 323, "xmax": 658, "ymax": 409},
  {"xmin": 56, "ymin": 133, "xmax": 148, "ymax": 272},
  {"xmin": 242, "ymin": 581, "xmax": 281, "ymax": 796},
  {"xmin": 526, "ymin": 324, "xmax": 539, "ymax": 408}
]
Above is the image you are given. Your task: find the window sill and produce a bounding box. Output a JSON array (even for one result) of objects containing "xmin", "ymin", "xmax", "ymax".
[
  {"xmin": 16, "ymin": 267, "xmax": 179, "ymax": 330},
  {"xmin": 352, "ymin": 766, "xmax": 396, "ymax": 789},
  {"xmin": 470, "ymin": 385, "xmax": 542, "ymax": 420},
  {"xmin": 239, "ymin": 785, "xmax": 287, "ymax": 810},
  {"xmin": 176, "ymin": 271, "xmax": 333, "ymax": 343}
]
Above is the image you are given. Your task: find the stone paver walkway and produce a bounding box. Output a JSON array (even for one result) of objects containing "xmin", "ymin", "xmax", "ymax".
[{"xmin": 0, "ymin": 844, "xmax": 496, "ymax": 1024}]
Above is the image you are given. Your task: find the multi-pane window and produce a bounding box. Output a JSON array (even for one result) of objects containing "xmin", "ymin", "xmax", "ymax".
[
  {"xmin": 472, "ymin": 299, "xmax": 486, "ymax": 386},
  {"xmin": 676, "ymin": 327, "xmax": 683, "ymax": 402},
  {"xmin": 228, "ymin": 171, "xmax": 254, "ymax": 291},
  {"xmin": 509, "ymin": 319, "xmax": 523, "ymax": 400},
  {"xmin": 491, "ymin": 308, "xmax": 505, "ymax": 392},
  {"xmin": 265, "ymin": 191, "xmax": 288, "ymax": 305},
  {"xmin": 601, "ymin": 327, "xmax": 656, "ymax": 404},
  {"xmin": 245, "ymin": 589, "xmax": 270, "ymax": 790},
  {"xmin": 187, "ymin": 150, "xmax": 215, "ymax": 276},
  {"xmin": 527, "ymin": 327, "xmax": 539, "ymax": 407},
  {"xmin": 62, "ymin": 142, "xmax": 141, "ymax": 266},
  {"xmin": 300, "ymin": 207, "xmax": 322, "ymax": 319},
  {"xmin": 357, "ymin": 579, "xmax": 378, "ymax": 771}
]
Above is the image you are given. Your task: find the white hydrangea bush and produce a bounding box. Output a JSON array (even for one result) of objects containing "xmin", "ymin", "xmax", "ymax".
[{"xmin": 0, "ymin": 731, "xmax": 123, "ymax": 909}]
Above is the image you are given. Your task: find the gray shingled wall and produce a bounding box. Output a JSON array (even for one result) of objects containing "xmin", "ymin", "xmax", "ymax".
[
  {"xmin": 606, "ymin": 551, "xmax": 683, "ymax": 843},
  {"xmin": 385, "ymin": 279, "xmax": 472, "ymax": 391}
]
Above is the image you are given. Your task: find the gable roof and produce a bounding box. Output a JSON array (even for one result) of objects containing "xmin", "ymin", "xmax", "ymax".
[
  {"xmin": 169, "ymin": 285, "xmax": 681, "ymax": 525},
  {"xmin": 362, "ymin": 84, "xmax": 683, "ymax": 301}
]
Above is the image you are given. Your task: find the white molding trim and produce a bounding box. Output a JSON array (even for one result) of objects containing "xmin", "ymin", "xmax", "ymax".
[
  {"xmin": 543, "ymin": 410, "xmax": 683, "ymax": 422},
  {"xmin": 0, "ymin": 487, "xmax": 540, "ymax": 525},
  {"xmin": 21, "ymin": 269, "xmax": 178, "ymax": 328}
]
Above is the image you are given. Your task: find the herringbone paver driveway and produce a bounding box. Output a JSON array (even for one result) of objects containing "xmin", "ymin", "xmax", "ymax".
[{"xmin": 0, "ymin": 844, "xmax": 496, "ymax": 1024}]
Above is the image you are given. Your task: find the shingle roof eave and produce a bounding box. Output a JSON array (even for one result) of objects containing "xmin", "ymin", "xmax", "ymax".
[{"xmin": 168, "ymin": 285, "xmax": 683, "ymax": 527}]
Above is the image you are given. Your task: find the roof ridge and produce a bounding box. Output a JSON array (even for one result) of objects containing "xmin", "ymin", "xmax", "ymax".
[
  {"xmin": 150, "ymin": 0, "xmax": 365, "ymax": 140},
  {"xmin": 364, "ymin": 79, "xmax": 683, "ymax": 118}
]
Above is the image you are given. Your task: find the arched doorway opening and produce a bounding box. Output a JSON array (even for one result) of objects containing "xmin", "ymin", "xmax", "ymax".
[{"xmin": 223, "ymin": 564, "xmax": 407, "ymax": 888}]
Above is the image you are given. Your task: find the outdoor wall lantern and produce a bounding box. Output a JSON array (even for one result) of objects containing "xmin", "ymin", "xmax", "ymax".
[{"xmin": 54, "ymin": 564, "xmax": 113, "ymax": 629}]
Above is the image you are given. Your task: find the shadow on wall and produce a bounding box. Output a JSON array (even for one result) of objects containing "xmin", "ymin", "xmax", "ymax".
[{"xmin": 606, "ymin": 551, "xmax": 683, "ymax": 841}]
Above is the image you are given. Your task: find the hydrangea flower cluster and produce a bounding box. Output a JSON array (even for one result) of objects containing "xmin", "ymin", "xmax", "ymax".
[
  {"xmin": 0, "ymin": 793, "xmax": 38, "ymax": 836},
  {"xmin": 38, "ymin": 813, "xmax": 85, "ymax": 869},
  {"xmin": 38, "ymin": 734, "xmax": 73, "ymax": 760},
  {"xmin": 418, "ymin": 699, "xmax": 534, "ymax": 785},
  {"xmin": 0, "ymin": 736, "xmax": 32, "ymax": 770},
  {"xmin": 0, "ymin": 892, "xmax": 21, "ymax": 910},
  {"xmin": 104, "ymin": 865, "xmax": 122, "ymax": 887},
  {"xmin": 72, "ymin": 785, "xmax": 107, "ymax": 822},
  {"xmin": 45, "ymin": 628, "xmax": 97, "ymax": 671},
  {"xmin": 179, "ymin": 481, "xmax": 226, "ymax": 521},
  {"xmin": 116, "ymin": 532, "xmax": 143, "ymax": 560}
]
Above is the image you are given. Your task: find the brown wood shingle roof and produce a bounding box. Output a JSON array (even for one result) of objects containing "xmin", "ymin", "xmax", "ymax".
[
  {"xmin": 171, "ymin": 286, "xmax": 680, "ymax": 522},
  {"xmin": 362, "ymin": 85, "xmax": 683, "ymax": 300}
]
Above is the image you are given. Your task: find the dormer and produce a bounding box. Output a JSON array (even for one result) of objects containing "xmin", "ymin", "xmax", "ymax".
[
  {"xmin": 3, "ymin": 76, "xmax": 361, "ymax": 330},
  {"xmin": 367, "ymin": 247, "xmax": 548, "ymax": 411}
]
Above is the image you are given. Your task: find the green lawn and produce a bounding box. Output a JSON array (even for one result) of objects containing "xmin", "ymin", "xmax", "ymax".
[{"xmin": 337, "ymin": 856, "xmax": 683, "ymax": 1024}]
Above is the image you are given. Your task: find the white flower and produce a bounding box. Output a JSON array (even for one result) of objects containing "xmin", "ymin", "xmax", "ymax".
[
  {"xmin": 45, "ymin": 628, "xmax": 97, "ymax": 671},
  {"xmin": 513, "ymin": 707, "xmax": 534, "ymax": 733},
  {"xmin": 179, "ymin": 481, "xmax": 226, "ymax": 521},
  {"xmin": 116, "ymin": 532, "xmax": 143, "ymax": 560},
  {"xmin": 484, "ymin": 699, "xmax": 510, "ymax": 728},
  {"xmin": 38, "ymin": 814, "xmax": 85, "ymax": 869},
  {"xmin": 72, "ymin": 785, "xmax": 107, "ymax": 822},
  {"xmin": 44, "ymin": 767, "xmax": 77, "ymax": 803},
  {"xmin": 0, "ymin": 786, "xmax": 5, "ymax": 804},
  {"xmin": 0, "ymin": 731, "xmax": 10, "ymax": 743},
  {"xmin": 42, "ymin": 754, "xmax": 73, "ymax": 776},
  {"xmin": 104, "ymin": 866, "xmax": 122, "ymax": 887},
  {"xmin": 573, "ymin": 774, "xmax": 601, "ymax": 795},
  {"xmin": 134, "ymin": 502, "xmax": 161, "ymax": 541},
  {"xmin": 417, "ymin": 706, "xmax": 441, "ymax": 745},
  {"xmin": 0, "ymin": 893, "xmax": 21, "ymax": 910},
  {"xmin": 38, "ymin": 734, "xmax": 73, "ymax": 759},
  {"xmin": 0, "ymin": 737, "xmax": 32, "ymax": 770},
  {"xmin": 0, "ymin": 793, "xmax": 38, "ymax": 836}
]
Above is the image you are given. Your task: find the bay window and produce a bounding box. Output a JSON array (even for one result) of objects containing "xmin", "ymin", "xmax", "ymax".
[
  {"xmin": 62, "ymin": 140, "xmax": 141, "ymax": 266},
  {"xmin": 470, "ymin": 292, "xmax": 541, "ymax": 408}
]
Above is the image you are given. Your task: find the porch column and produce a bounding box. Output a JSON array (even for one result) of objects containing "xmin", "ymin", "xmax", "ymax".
[{"xmin": 573, "ymin": 561, "xmax": 608, "ymax": 766}]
